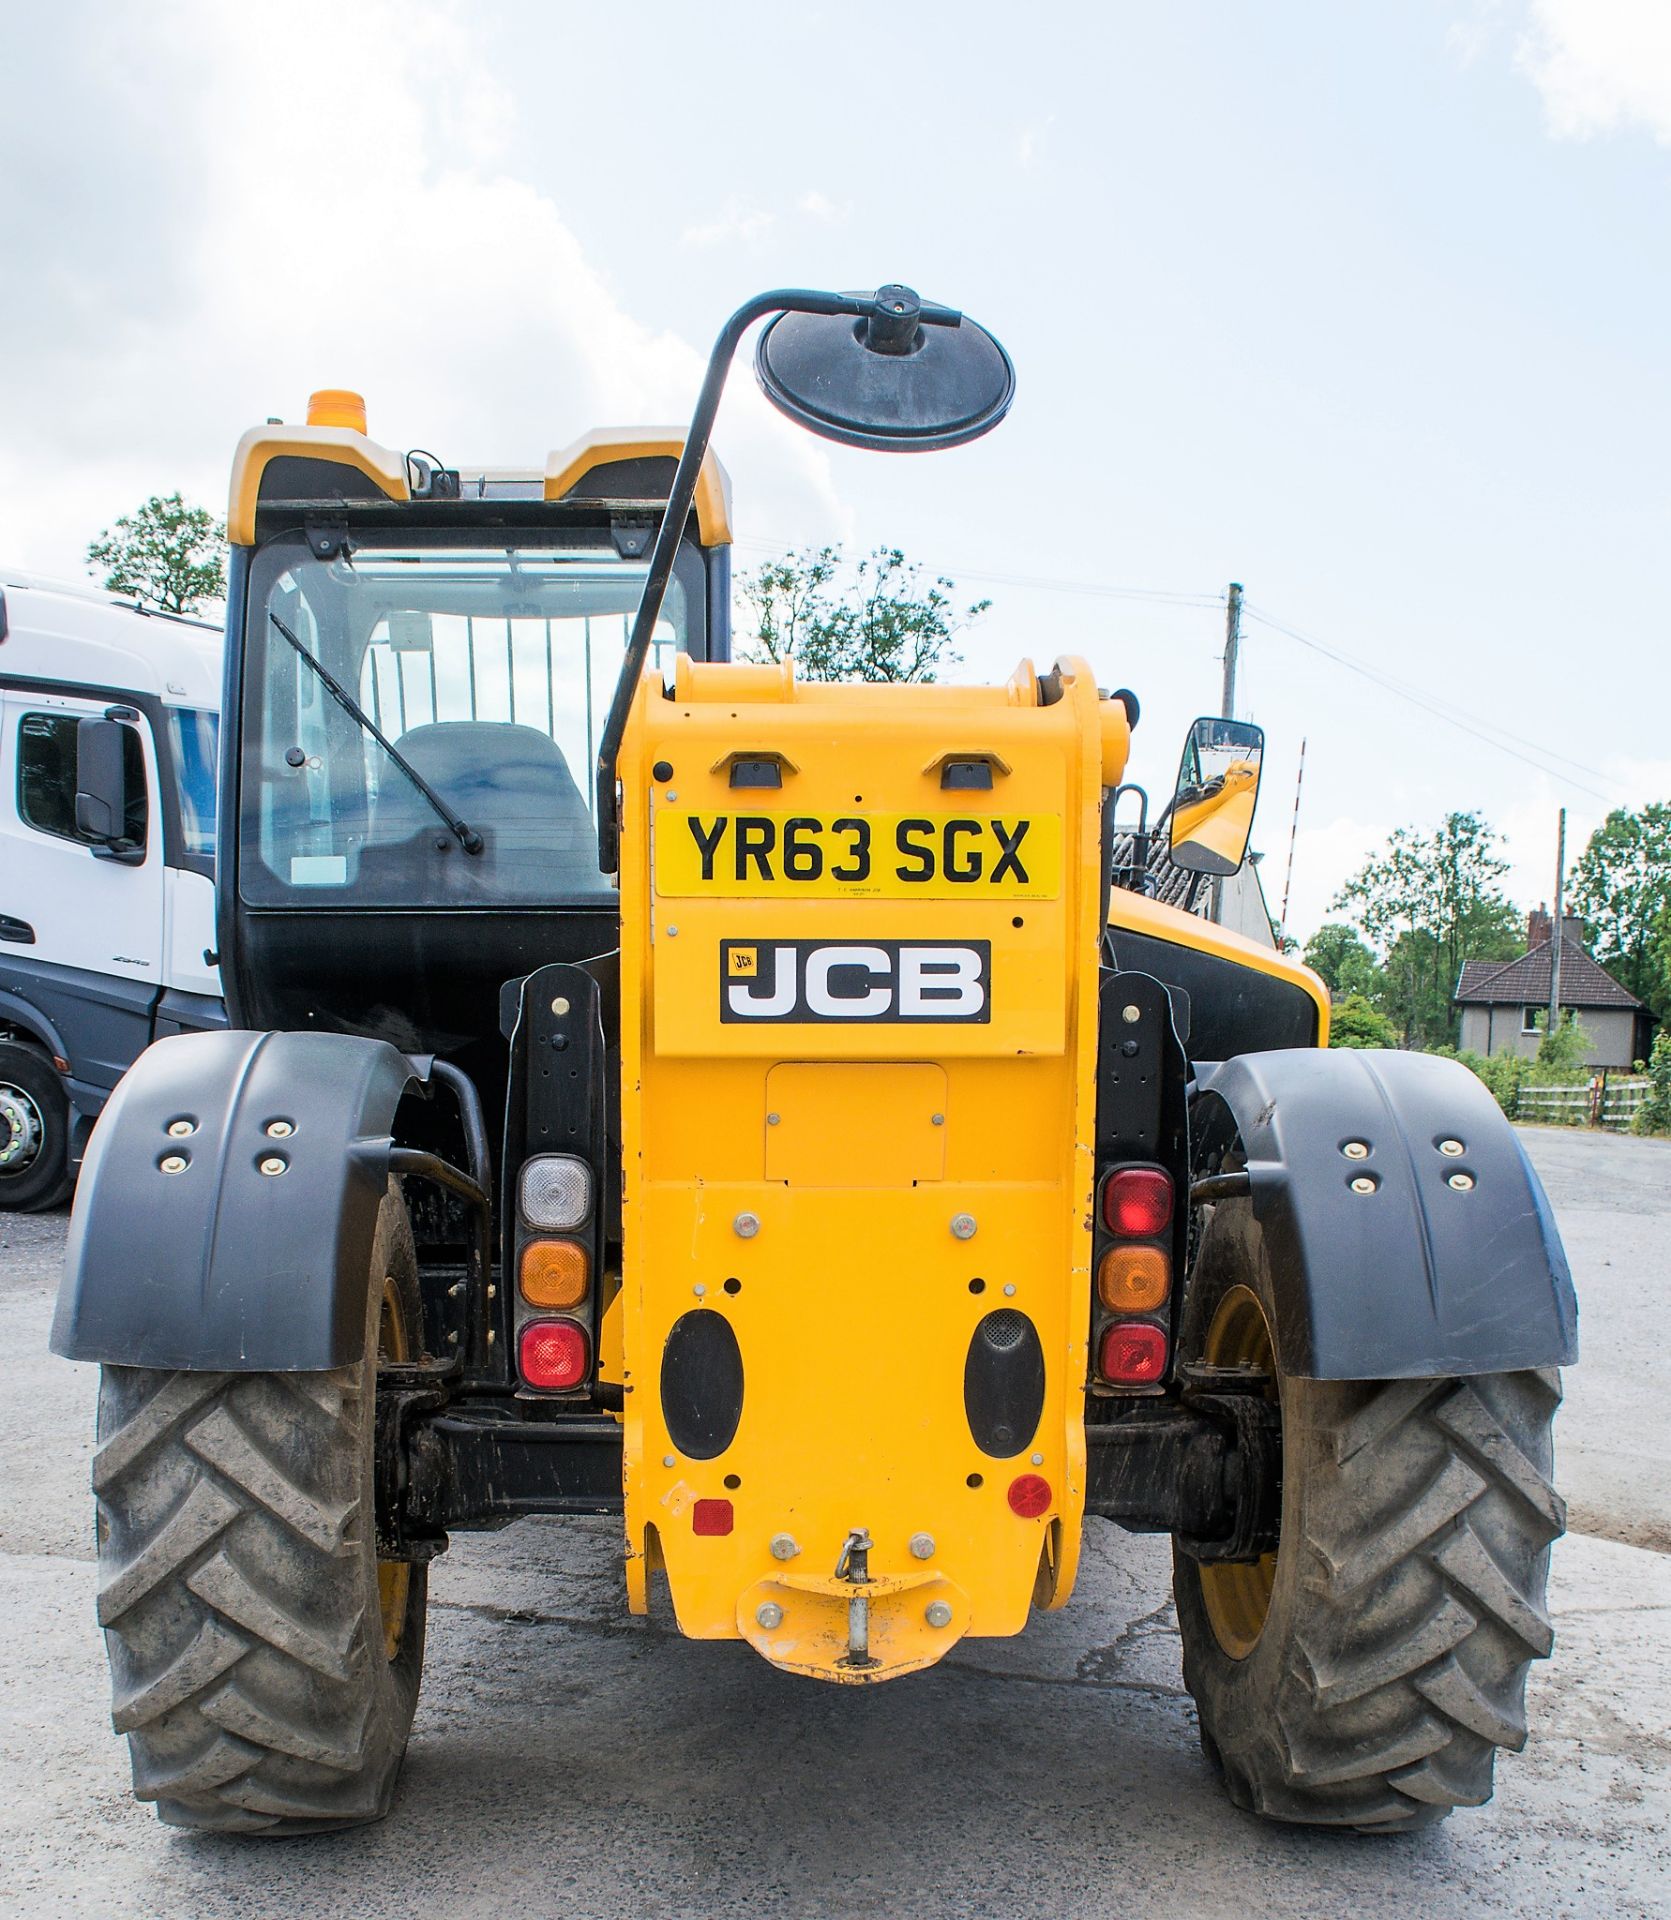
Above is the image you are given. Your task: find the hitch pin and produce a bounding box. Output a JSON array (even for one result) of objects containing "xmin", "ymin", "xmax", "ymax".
[{"xmin": 835, "ymin": 1527, "xmax": 878, "ymax": 1669}]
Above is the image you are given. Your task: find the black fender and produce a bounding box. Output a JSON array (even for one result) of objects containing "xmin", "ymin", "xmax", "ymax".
[
  {"xmin": 50, "ymin": 1029, "xmax": 416, "ymax": 1370},
  {"xmin": 1192, "ymin": 1048, "xmax": 1578, "ymax": 1379}
]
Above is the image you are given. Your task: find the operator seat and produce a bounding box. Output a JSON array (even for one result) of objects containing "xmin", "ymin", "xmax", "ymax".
[{"xmin": 367, "ymin": 720, "xmax": 611, "ymax": 898}]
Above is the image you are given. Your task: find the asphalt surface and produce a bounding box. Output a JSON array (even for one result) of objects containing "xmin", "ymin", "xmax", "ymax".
[{"xmin": 2, "ymin": 1127, "xmax": 1667, "ymax": 1919}]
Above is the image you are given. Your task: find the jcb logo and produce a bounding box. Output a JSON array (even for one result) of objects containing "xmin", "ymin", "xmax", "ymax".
[
  {"xmin": 719, "ymin": 940, "xmax": 991, "ymax": 1024},
  {"xmin": 656, "ymin": 810, "xmax": 1061, "ymax": 900}
]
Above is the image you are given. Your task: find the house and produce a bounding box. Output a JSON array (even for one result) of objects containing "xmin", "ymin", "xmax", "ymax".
[{"xmin": 1454, "ymin": 908, "xmax": 1652, "ymax": 1069}]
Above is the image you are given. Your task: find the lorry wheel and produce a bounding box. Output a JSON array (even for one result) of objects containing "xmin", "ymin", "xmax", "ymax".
[
  {"xmin": 0, "ymin": 1039, "xmax": 72, "ymax": 1211},
  {"xmin": 1172, "ymin": 1199, "xmax": 1564, "ymax": 1832},
  {"xmin": 92, "ymin": 1180, "xmax": 428, "ymax": 1832}
]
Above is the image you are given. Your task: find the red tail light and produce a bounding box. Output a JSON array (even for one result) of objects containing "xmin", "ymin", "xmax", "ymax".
[
  {"xmin": 518, "ymin": 1319, "xmax": 588, "ymax": 1390},
  {"xmin": 1102, "ymin": 1167, "xmax": 1174, "ymax": 1237},
  {"xmin": 1100, "ymin": 1320, "xmax": 1168, "ymax": 1385}
]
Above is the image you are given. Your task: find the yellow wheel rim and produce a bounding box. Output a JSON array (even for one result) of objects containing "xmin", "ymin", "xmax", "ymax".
[
  {"xmin": 376, "ymin": 1275, "xmax": 410, "ymax": 1663},
  {"xmin": 1198, "ymin": 1283, "xmax": 1279, "ymax": 1661}
]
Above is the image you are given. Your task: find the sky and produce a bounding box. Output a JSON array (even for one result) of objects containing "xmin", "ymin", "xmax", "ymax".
[{"xmin": 1, "ymin": 0, "xmax": 1666, "ymax": 944}]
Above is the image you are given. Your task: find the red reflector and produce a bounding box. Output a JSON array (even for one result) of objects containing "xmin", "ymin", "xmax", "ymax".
[
  {"xmin": 517, "ymin": 1319, "xmax": 588, "ymax": 1390},
  {"xmin": 1007, "ymin": 1473, "xmax": 1052, "ymax": 1518},
  {"xmin": 1102, "ymin": 1167, "xmax": 1174, "ymax": 1237},
  {"xmin": 692, "ymin": 1498, "xmax": 734, "ymax": 1536},
  {"xmin": 1100, "ymin": 1320, "xmax": 1169, "ymax": 1385}
]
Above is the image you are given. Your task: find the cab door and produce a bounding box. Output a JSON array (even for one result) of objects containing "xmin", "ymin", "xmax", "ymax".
[{"xmin": 0, "ymin": 691, "xmax": 167, "ymax": 1098}]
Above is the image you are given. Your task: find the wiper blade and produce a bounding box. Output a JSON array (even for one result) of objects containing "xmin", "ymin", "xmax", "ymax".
[{"xmin": 268, "ymin": 611, "xmax": 482, "ymax": 856}]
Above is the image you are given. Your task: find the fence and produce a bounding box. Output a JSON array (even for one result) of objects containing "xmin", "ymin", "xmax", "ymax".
[{"xmin": 1516, "ymin": 1074, "xmax": 1648, "ymax": 1132}]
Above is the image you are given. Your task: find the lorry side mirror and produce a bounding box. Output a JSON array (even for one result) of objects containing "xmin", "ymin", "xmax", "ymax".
[
  {"xmin": 75, "ymin": 716, "xmax": 145, "ymax": 864},
  {"xmin": 1167, "ymin": 717, "xmax": 1265, "ymax": 878}
]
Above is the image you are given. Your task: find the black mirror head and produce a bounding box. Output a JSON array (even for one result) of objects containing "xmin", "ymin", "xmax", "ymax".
[{"xmin": 754, "ymin": 285, "xmax": 1015, "ymax": 453}]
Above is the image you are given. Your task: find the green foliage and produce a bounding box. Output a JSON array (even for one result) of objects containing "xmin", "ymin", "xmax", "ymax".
[
  {"xmin": 1304, "ymin": 922, "xmax": 1380, "ymax": 999},
  {"xmin": 1328, "ymin": 992, "xmax": 1401, "ymax": 1049},
  {"xmin": 1568, "ymin": 803, "xmax": 1671, "ymax": 1020},
  {"xmin": 741, "ymin": 545, "xmax": 989, "ymax": 683},
  {"xmin": 1634, "ymin": 1029, "xmax": 1671, "ymax": 1136},
  {"xmin": 88, "ymin": 492, "xmax": 227, "ymax": 614},
  {"xmin": 1449, "ymin": 1046, "xmax": 1526, "ymax": 1119},
  {"xmin": 1333, "ymin": 812, "xmax": 1520, "ymax": 1050},
  {"xmin": 1534, "ymin": 1010, "xmax": 1594, "ymax": 1075}
]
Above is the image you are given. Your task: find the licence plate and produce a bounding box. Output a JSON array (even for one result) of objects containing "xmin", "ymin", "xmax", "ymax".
[{"xmin": 654, "ymin": 811, "xmax": 1062, "ymax": 900}]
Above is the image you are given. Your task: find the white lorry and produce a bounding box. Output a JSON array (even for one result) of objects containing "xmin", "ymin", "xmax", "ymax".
[{"xmin": 0, "ymin": 568, "xmax": 223, "ymax": 1208}]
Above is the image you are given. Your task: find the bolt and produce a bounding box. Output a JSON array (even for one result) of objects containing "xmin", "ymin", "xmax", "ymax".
[
  {"xmin": 667, "ymin": 791, "xmax": 678, "ymax": 803},
  {"xmin": 448, "ymin": 1281, "xmax": 465, "ymax": 1298},
  {"xmin": 770, "ymin": 1533, "xmax": 800, "ymax": 1561},
  {"xmin": 550, "ymin": 995, "xmax": 570, "ymax": 1016},
  {"xmin": 734, "ymin": 1212, "xmax": 761, "ymax": 1239},
  {"xmin": 447, "ymin": 1330, "xmax": 460, "ymax": 1345},
  {"xmin": 1343, "ymin": 1140, "xmax": 1370, "ymax": 1160},
  {"xmin": 1121, "ymin": 1003, "xmax": 1141, "ymax": 1025},
  {"xmin": 950, "ymin": 1213, "xmax": 977, "ymax": 1240},
  {"xmin": 486, "ymin": 1284, "xmax": 497, "ymax": 1300},
  {"xmin": 693, "ymin": 1283, "xmax": 707, "ymax": 1298},
  {"xmin": 1350, "ymin": 1175, "xmax": 1376, "ymax": 1195},
  {"xmin": 925, "ymin": 1601, "xmax": 953, "ymax": 1629},
  {"xmin": 1439, "ymin": 1138, "xmax": 1465, "ymax": 1157},
  {"xmin": 1031, "ymin": 1452, "xmax": 1045, "ymax": 1467},
  {"xmin": 486, "ymin": 1328, "xmax": 496, "ymax": 1346},
  {"xmin": 159, "ymin": 1154, "xmax": 188, "ymax": 1175},
  {"xmin": 766, "ymin": 1112, "xmax": 780, "ymax": 1126},
  {"xmin": 755, "ymin": 1602, "xmax": 784, "ymax": 1630},
  {"xmin": 663, "ymin": 1455, "xmax": 676, "ymax": 1468},
  {"xmin": 258, "ymin": 1156, "xmax": 287, "ymax": 1177},
  {"xmin": 166, "ymin": 1119, "xmax": 195, "ymax": 1138},
  {"xmin": 265, "ymin": 1119, "xmax": 294, "ymax": 1139},
  {"xmin": 931, "ymin": 1112, "xmax": 945, "ymax": 1126},
  {"xmin": 909, "ymin": 1533, "xmax": 935, "ymax": 1560},
  {"xmin": 1003, "ymin": 1283, "xmax": 1017, "ymax": 1297},
  {"xmin": 1121, "ymin": 1038, "xmax": 1139, "ymax": 1057},
  {"xmin": 1448, "ymin": 1172, "xmax": 1476, "ymax": 1192}
]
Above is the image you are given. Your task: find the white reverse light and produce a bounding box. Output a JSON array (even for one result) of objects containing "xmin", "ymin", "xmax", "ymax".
[{"xmin": 519, "ymin": 1154, "xmax": 592, "ymax": 1231}]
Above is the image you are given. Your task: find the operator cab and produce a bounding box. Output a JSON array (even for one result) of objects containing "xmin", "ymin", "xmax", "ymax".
[{"xmin": 219, "ymin": 413, "xmax": 733, "ymax": 1137}]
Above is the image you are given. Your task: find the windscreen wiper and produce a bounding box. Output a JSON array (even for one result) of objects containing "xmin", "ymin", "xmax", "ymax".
[{"xmin": 268, "ymin": 611, "xmax": 483, "ymax": 855}]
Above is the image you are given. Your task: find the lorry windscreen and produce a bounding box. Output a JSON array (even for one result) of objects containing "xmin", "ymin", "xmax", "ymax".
[{"xmin": 238, "ymin": 537, "xmax": 692, "ymax": 907}]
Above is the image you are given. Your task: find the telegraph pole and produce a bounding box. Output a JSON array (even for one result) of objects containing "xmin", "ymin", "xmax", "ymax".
[
  {"xmin": 1222, "ymin": 581, "xmax": 1243, "ymax": 719},
  {"xmin": 1547, "ymin": 807, "xmax": 1567, "ymax": 1042}
]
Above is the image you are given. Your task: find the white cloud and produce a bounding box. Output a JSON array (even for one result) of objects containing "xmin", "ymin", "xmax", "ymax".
[
  {"xmin": 679, "ymin": 200, "xmax": 776, "ymax": 249},
  {"xmin": 1016, "ymin": 115, "xmax": 1057, "ymax": 170},
  {"xmin": 797, "ymin": 189, "xmax": 852, "ymax": 226},
  {"xmin": 0, "ymin": 2, "xmax": 841, "ymax": 578},
  {"xmin": 1513, "ymin": 0, "xmax": 1671, "ymax": 143}
]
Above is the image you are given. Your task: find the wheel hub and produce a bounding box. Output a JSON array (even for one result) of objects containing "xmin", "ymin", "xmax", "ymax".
[
  {"xmin": 1198, "ymin": 1283, "xmax": 1280, "ymax": 1661},
  {"xmin": 0, "ymin": 1082, "xmax": 44, "ymax": 1175},
  {"xmin": 376, "ymin": 1273, "xmax": 411, "ymax": 1661}
]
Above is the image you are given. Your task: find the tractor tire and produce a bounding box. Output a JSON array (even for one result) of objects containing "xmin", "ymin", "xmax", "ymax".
[
  {"xmin": 1172, "ymin": 1198, "xmax": 1564, "ymax": 1832},
  {"xmin": 0, "ymin": 1038, "xmax": 73, "ymax": 1211},
  {"xmin": 92, "ymin": 1180, "xmax": 428, "ymax": 1832}
]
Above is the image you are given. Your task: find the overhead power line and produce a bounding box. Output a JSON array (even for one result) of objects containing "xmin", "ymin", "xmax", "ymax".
[{"xmin": 730, "ymin": 535, "xmax": 1620, "ymax": 805}]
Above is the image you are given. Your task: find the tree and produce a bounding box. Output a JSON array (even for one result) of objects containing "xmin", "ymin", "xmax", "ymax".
[
  {"xmin": 1329, "ymin": 992, "xmax": 1401, "ymax": 1049},
  {"xmin": 741, "ymin": 545, "xmax": 989, "ymax": 683},
  {"xmin": 1332, "ymin": 811, "xmax": 1521, "ymax": 1051},
  {"xmin": 87, "ymin": 492, "xmax": 227, "ymax": 614},
  {"xmin": 1303, "ymin": 923, "xmax": 1381, "ymax": 1000},
  {"xmin": 1567, "ymin": 803, "xmax": 1671, "ymax": 1020}
]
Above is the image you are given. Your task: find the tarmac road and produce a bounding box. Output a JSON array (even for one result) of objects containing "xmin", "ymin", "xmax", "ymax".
[{"xmin": 1, "ymin": 1127, "xmax": 1667, "ymax": 1919}]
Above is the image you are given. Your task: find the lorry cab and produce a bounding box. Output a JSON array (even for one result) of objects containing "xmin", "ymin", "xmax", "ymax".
[{"xmin": 0, "ymin": 569, "xmax": 223, "ymax": 1207}]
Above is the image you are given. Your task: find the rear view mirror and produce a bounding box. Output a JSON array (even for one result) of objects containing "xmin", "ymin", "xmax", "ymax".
[
  {"xmin": 75, "ymin": 715, "xmax": 144, "ymax": 863},
  {"xmin": 1168, "ymin": 717, "xmax": 1264, "ymax": 877}
]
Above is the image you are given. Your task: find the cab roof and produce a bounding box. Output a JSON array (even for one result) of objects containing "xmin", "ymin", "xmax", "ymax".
[{"xmin": 0, "ymin": 567, "xmax": 222, "ymax": 710}]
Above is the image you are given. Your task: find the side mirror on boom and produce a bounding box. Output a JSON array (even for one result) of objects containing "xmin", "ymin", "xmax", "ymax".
[{"xmin": 1167, "ymin": 716, "xmax": 1264, "ymax": 877}]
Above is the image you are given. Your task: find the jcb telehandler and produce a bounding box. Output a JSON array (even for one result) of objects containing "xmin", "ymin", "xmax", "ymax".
[{"xmin": 54, "ymin": 285, "xmax": 1575, "ymax": 1836}]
